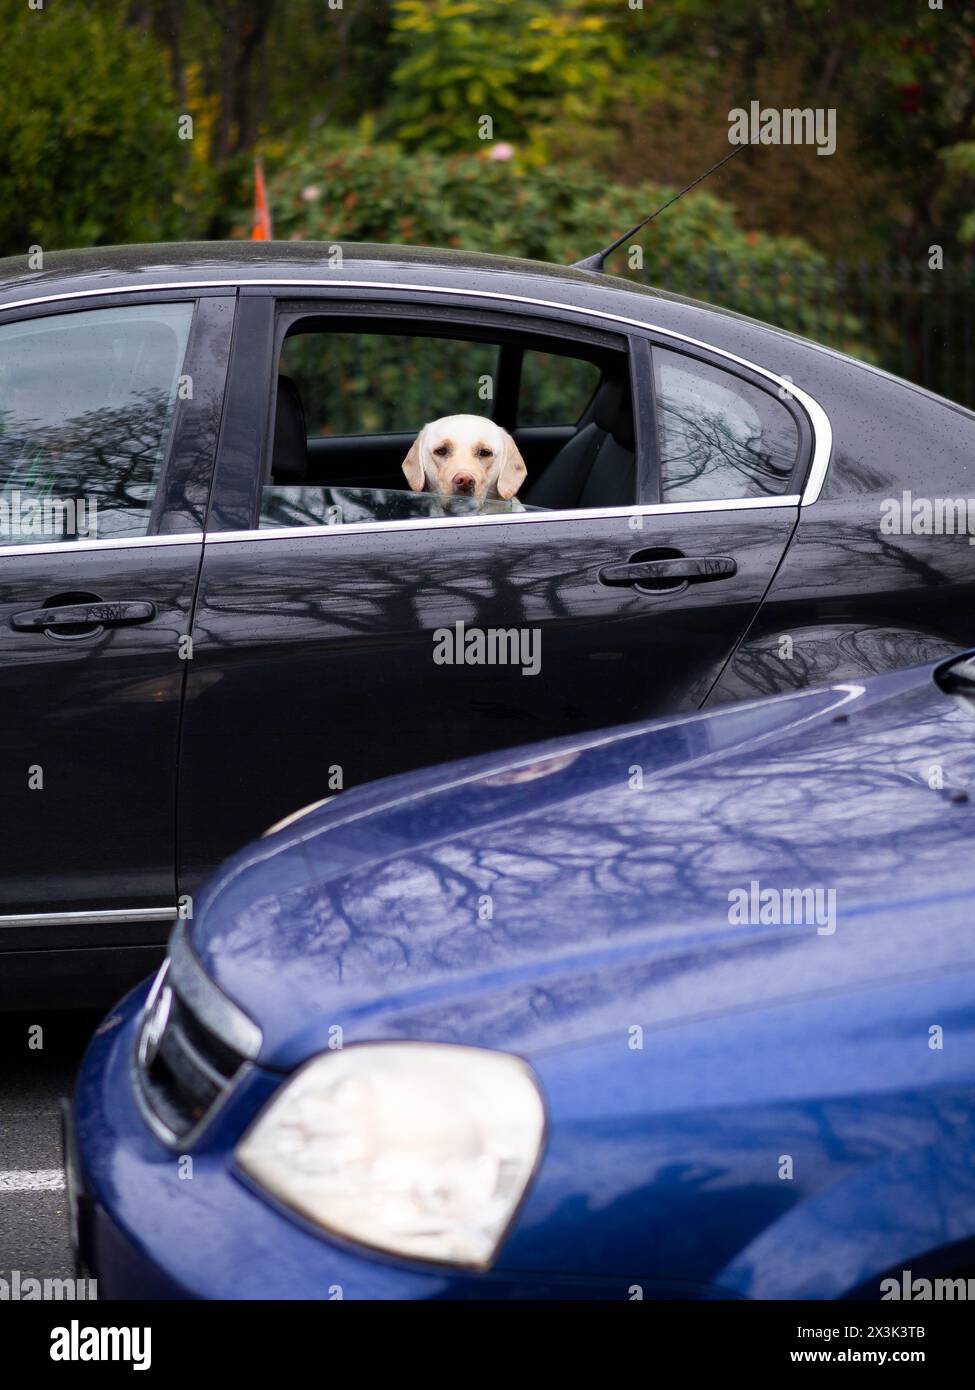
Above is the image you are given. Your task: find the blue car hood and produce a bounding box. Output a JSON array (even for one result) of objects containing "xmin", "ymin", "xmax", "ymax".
[{"xmin": 189, "ymin": 662, "xmax": 975, "ymax": 1070}]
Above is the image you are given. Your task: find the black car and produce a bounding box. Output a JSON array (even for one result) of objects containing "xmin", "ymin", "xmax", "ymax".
[{"xmin": 1, "ymin": 240, "xmax": 973, "ymax": 1002}]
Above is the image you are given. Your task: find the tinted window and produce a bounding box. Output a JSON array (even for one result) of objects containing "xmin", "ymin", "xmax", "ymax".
[
  {"xmin": 0, "ymin": 302, "xmax": 193, "ymax": 544},
  {"xmin": 260, "ymin": 485, "xmax": 544, "ymax": 529},
  {"xmin": 654, "ymin": 347, "xmax": 799, "ymax": 502}
]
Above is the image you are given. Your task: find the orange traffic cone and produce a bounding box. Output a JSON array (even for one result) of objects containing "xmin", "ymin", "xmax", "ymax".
[{"xmin": 251, "ymin": 159, "xmax": 272, "ymax": 241}]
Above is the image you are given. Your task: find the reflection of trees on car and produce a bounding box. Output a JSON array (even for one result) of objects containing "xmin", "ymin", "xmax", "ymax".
[
  {"xmin": 0, "ymin": 389, "xmax": 176, "ymax": 538},
  {"xmin": 260, "ymin": 485, "xmax": 536, "ymax": 529},
  {"xmin": 657, "ymin": 399, "xmax": 796, "ymax": 498},
  {"xmin": 218, "ymin": 684, "xmax": 975, "ymax": 1056}
]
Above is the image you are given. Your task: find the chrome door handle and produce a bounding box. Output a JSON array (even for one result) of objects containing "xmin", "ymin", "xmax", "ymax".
[
  {"xmin": 11, "ymin": 600, "xmax": 157, "ymax": 632},
  {"xmin": 597, "ymin": 556, "xmax": 737, "ymax": 587}
]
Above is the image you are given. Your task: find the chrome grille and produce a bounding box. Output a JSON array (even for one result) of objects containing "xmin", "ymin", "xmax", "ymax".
[{"xmin": 135, "ymin": 921, "xmax": 262, "ymax": 1144}]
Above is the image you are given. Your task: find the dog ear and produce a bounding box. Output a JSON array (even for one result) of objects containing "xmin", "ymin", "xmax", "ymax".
[
  {"xmin": 497, "ymin": 430, "xmax": 527, "ymax": 500},
  {"xmin": 401, "ymin": 428, "xmax": 426, "ymax": 492}
]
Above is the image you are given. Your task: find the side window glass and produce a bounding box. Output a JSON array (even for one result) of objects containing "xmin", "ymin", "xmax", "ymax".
[
  {"xmin": 262, "ymin": 324, "xmax": 636, "ymax": 529},
  {"xmin": 654, "ymin": 346, "xmax": 799, "ymax": 502},
  {"xmin": 518, "ymin": 350, "xmax": 600, "ymax": 426},
  {"xmin": 0, "ymin": 302, "xmax": 193, "ymax": 544}
]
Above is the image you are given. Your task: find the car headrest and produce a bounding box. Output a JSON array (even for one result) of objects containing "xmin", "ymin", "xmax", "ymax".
[
  {"xmin": 591, "ymin": 375, "xmax": 635, "ymax": 452},
  {"xmin": 272, "ymin": 375, "xmax": 307, "ymax": 483}
]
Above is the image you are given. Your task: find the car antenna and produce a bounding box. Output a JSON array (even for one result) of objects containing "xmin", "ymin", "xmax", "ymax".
[{"xmin": 571, "ymin": 143, "xmax": 749, "ymax": 273}]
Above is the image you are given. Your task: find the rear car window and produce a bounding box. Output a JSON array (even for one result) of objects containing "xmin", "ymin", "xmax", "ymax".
[{"xmin": 654, "ymin": 346, "xmax": 799, "ymax": 502}]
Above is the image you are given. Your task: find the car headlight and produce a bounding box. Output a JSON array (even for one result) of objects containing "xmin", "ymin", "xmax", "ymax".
[{"xmin": 234, "ymin": 1042, "xmax": 546, "ymax": 1269}]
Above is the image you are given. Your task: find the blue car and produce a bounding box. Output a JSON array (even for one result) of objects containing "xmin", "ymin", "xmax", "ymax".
[{"xmin": 70, "ymin": 654, "xmax": 975, "ymax": 1299}]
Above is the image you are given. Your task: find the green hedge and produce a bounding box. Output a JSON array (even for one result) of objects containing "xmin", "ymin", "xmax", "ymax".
[
  {"xmin": 266, "ymin": 139, "xmax": 873, "ymax": 359},
  {"xmin": 0, "ymin": 4, "xmax": 190, "ymax": 255}
]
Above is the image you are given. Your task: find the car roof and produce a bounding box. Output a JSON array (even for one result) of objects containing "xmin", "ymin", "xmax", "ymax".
[
  {"xmin": 0, "ymin": 239, "xmax": 795, "ymax": 347},
  {"xmin": 0, "ymin": 237, "xmax": 844, "ymax": 368},
  {"xmin": 0, "ymin": 238, "xmax": 654, "ymax": 301},
  {"xmin": 3, "ymin": 239, "xmax": 968, "ymax": 421}
]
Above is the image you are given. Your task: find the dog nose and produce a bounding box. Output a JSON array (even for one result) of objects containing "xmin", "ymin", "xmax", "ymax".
[{"xmin": 451, "ymin": 474, "xmax": 476, "ymax": 495}]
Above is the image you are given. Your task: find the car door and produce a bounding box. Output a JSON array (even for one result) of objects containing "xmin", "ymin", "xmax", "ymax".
[
  {"xmin": 178, "ymin": 287, "xmax": 811, "ymax": 892},
  {"xmin": 0, "ymin": 292, "xmax": 233, "ymax": 930}
]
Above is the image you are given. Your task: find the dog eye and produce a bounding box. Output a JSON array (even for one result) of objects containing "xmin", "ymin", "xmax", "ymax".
[
  {"xmin": 433, "ymin": 445, "xmax": 450, "ymax": 457},
  {"xmin": 477, "ymin": 448, "xmax": 493, "ymax": 458}
]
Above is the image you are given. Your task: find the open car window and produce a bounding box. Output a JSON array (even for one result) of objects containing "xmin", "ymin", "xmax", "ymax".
[
  {"xmin": 281, "ymin": 332, "xmax": 498, "ymax": 437},
  {"xmin": 517, "ymin": 349, "xmax": 600, "ymax": 427},
  {"xmin": 259, "ymin": 322, "xmax": 638, "ymax": 526}
]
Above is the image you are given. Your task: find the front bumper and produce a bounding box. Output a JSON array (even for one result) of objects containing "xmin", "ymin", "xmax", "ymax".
[
  {"xmin": 72, "ymin": 952, "xmax": 975, "ymax": 1301},
  {"xmin": 73, "ymin": 984, "xmax": 633, "ymax": 1300},
  {"xmin": 60, "ymin": 1096, "xmax": 87, "ymax": 1279}
]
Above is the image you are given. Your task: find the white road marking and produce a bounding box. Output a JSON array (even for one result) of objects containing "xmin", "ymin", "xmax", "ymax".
[{"xmin": 0, "ymin": 1170, "xmax": 65, "ymax": 1192}]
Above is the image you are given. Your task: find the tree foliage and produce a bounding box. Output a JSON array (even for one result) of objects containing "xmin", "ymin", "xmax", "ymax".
[
  {"xmin": 0, "ymin": 0, "xmax": 973, "ymax": 281},
  {"xmin": 268, "ymin": 139, "xmax": 871, "ymax": 358},
  {"xmin": 0, "ymin": 0, "xmax": 187, "ymax": 253},
  {"xmin": 386, "ymin": 0, "xmax": 624, "ymax": 154}
]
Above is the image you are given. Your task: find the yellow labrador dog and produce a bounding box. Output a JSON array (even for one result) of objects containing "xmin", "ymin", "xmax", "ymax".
[{"xmin": 401, "ymin": 414, "xmax": 527, "ymax": 504}]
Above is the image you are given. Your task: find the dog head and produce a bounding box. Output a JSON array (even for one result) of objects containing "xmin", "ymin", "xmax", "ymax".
[{"xmin": 401, "ymin": 414, "xmax": 527, "ymax": 501}]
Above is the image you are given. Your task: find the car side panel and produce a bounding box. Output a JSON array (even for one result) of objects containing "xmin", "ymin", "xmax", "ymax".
[
  {"xmin": 0, "ymin": 295, "xmax": 233, "ymax": 923},
  {"xmin": 511, "ymin": 968, "xmax": 975, "ymax": 1297},
  {"xmin": 706, "ymin": 360, "xmax": 975, "ymax": 704},
  {"xmin": 177, "ymin": 506, "xmax": 795, "ymax": 894}
]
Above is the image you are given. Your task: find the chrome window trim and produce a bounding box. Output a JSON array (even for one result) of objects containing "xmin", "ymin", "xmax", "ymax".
[
  {"xmin": 215, "ymin": 493, "xmax": 802, "ymax": 546},
  {"xmin": 0, "ymin": 533, "xmax": 201, "ymax": 560},
  {"xmin": 0, "ymin": 275, "xmax": 833, "ymax": 506},
  {"xmin": 0, "ymin": 496, "xmax": 801, "ymax": 558},
  {"xmin": 0, "ymin": 905, "xmax": 177, "ymax": 930}
]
